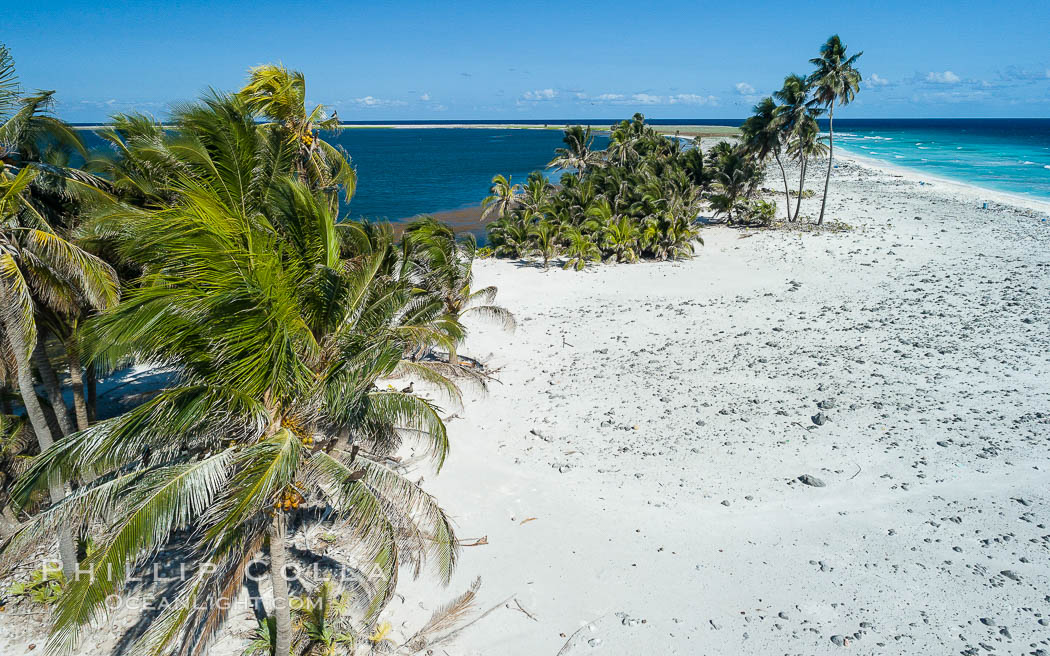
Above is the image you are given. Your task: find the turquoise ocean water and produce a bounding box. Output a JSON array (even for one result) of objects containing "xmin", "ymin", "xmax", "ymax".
[{"xmin": 831, "ymin": 119, "xmax": 1050, "ymax": 203}]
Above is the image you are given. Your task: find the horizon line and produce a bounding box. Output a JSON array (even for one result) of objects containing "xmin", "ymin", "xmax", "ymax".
[{"xmin": 67, "ymin": 116, "xmax": 1050, "ymax": 126}]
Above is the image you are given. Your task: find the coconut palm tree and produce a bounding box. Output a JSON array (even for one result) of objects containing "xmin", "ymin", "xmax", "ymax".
[
  {"xmin": 480, "ymin": 174, "xmax": 520, "ymax": 221},
  {"xmin": 519, "ymin": 171, "xmax": 553, "ymax": 214},
  {"xmin": 486, "ymin": 213, "xmax": 533, "ymax": 259},
  {"xmin": 548, "ymin": 125, "xmax": 603, "ymax": 178},
  {"xmin": 237, "ymin": 64, "xmax": 356, "ymax": 210},
  {"xmin": 807, "ymin": 35, "xmax": 862, "ymax": 225},
  {"xmin": 0, "ymin": 44, "xmax": 18, "ymax": 120},
  {"xmin": 0, "ymin": 409, "xmax": 32, "ymax": 536},
  {"xmin": 741, "ymin": 97, "xmax": 791, "ymax": 222},
  {"xmin": 601, "ymin": 216, "xmax": 641, "ymax": 264},
  {"xmin": 561, "ymin": 227, "xmax": 600, "ymax": 271},
  {"xmin": 405, "ymin": 218, "xmax": 515, "ymax": 366},
  {"xmin": 87, "ymin": 112, "xmax": 183, "ymax": 208},
  {"xmin": 707, "ymin": 144, "xmax": 764, "ymax": 225},
  {"xmin": 0, "ymin": 167, "xmax": 118, "ymax": 580},
  {"xmin": 773, "ymin": 74, "xmax": 814, "ymax": 222},
  {"xmin": 4, "ymin": 83, "xmax": 457, "ymax": 655},
  {"xmin": 1, "ymin": 55, "xmax": 120, "ymax": 578},
  {"xmin": 528, "ymin": 220, "xmax": 560, "ymax": 270},
  {"xmin": 5, "ymin": 177, "xmax": 458, "ymax": 656},
  {"xmin": 785, "ymin": 113, "xmax": 826, "ymax": 223}
]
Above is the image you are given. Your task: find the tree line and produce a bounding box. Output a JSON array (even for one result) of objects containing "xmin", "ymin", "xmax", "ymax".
[{"xmin": 481, "ymin": 34, "xmax": 862, "ymax": 267}]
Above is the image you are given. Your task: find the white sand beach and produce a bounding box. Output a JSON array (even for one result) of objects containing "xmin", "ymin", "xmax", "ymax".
[
  {"xmin": 3, "ymin": 155, "xmax": 1048, "ymax": 656},
  {"xmin": 386, "ymin": 154, "xmax": 1050, "ymax": 655}
]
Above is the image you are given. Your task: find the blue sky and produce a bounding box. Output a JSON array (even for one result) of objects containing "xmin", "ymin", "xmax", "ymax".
[{"xmin": 6, "ymin": 0, "xmax": 1050, "ymax": 122}]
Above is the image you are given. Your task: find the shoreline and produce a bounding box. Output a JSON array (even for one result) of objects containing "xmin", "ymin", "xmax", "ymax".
[
  {"xmin": 382, "ymin": 146, "xmax": 1050, "ymax": 236},
  {"xmin": 835, "ymin": 146, "xmax": 1050, "ymax": 215}
]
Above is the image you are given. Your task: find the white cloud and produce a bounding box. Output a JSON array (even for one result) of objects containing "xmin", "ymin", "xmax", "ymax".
[
  {"xmin": 735, "ymin": 82, "xmax": 755, "ymax": 95},
  {"xmin": 595, "ymin": 93, "xmax": 625, "ymax": 101},
  {"xmin": 669, "ymin": 93, "xmax": 718, "ymax": 105},
  {"xmin": 925, "ymin": 71, "xmax": 961, "ymax": 84},
  {"xmin": 868, "ymin": 73, "xmax": 890, "ymax": 86},
  {"xmin": 420, "ymin": 92, "xmax": 431, "ymax": 101},
  {"xmin": 521, "ymin": 88, "xmax": 557, "ymax": 101},
  {"xmin": 631, "ymin": 93, "xmax": 663, "ymax": 104},
  {"xmin": 350, "ymin": 96, "xmax": 407, "ymax": 107}
]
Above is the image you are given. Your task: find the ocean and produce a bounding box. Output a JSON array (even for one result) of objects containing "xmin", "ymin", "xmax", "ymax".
[
  {"xmin": 78, "ymin": 118, "xmax": 1050, "ymax": 221},
  {"xmin": 830, "ymin": 119, "xmax": 1050, "ymax": 203},
  {"xmin": 321, "ymin": 127, "xmax": 608, "ymax": 221}
]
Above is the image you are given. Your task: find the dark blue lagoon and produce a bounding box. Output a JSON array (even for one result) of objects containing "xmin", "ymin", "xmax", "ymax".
[{"xmin": 322, "ymin": 128, "xmax": 609, "ymax": 221}]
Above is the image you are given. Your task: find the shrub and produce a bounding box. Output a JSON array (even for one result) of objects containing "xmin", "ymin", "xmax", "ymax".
[
  {"xmin": 747, "ymin": 199, "xmax": 778, "ymax": 226},
  {"xmin": 5, "ymin": 563, "xmax": 65, "ymax": 607}
]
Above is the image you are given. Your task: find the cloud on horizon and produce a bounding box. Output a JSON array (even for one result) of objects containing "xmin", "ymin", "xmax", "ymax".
[
  {"xmin": 346, "ymin": 96, "xmax": 408, "ymax": 108},
  {"xmin": 925, "ymin": 71, "xmax": 961, "ymax": 84},
  {"xmin": 571, "ymin": 91, "xmax": 719, "ymax": 107},
  {"xmin": 520, "ymin": 88, "xmax": 558, "ymax": 101}
]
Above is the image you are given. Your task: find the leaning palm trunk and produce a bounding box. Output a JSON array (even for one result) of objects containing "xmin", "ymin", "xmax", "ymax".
[
  {"xmin": 0, "ymin": 299, "xmax": 77, "ymax": 579},
  {"xmin": 65, "ymin": 336, "xmax": 90, "ymax": 432},
  {"xmin": 817, "ymin": 107, "xmax": 833, "ymax": 225},
  {"xmin": 447, "ymin": 310, "xmax": 461, "ymax": 366},
  {"xmin": 33, "ymin": 334, "xmax": 76, "ymax": 439},
  {"xmin": 61, "ymin": 336, "xmax": 97, "ymax": 482},
  {"xmin": 794, "ymin": 159, "xmax": 807, "ymax": 222},
  {"xmin": 774, "ymin": 151, "xmax": 791, "ymax": 222},
  {"xmin": 85, "ymin": 362, "xmax": 97, "ymax": 422},
  {"xmin": 270, "ymin": 515, "xmax": 293, "ymax": 656}
]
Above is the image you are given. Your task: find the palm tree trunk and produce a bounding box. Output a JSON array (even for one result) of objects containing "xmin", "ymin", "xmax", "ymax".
[
  {"xmin": 64, "ymin": 336, "xmax": 98, "ymax": 484},
  {"xmin": 448, "ymin": 311, "xmax": 460, "ymax": 366},
  {"xmin": 269, "ymin": 515, "xmax": 293, "ymax": 656},
  {"xmin": 34, "ymin": 339, "xmax": 81, "ymax": 495},
  {"xmin": 0, "ymin": 303, "xmax": 78, "ymax": 580},
  {"xmin": 794, "ymin": 159, "xmax": 807, "ymax": 222},
  {"xmin": 817, "ymin": 107, "xmax": 834, "ymax": 225},
  {"xmin": 86, "ymin": 362, "xmax": 97, "ymax": 422},
  {"xmin": 33, "ymin": 334, "xmax": 76, "ymax": 439},
  {"xmin": 65, "ymin": 336, "xmax": 90, "ymax": 432},
  {"xmin": 773, "ymin": 151, "xmax": 791, "ymax": 222}
]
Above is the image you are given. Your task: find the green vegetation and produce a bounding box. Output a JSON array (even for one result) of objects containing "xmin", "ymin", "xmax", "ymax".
[
  {"xmin": 5, "ymin": 562, "xmax": 65, "ymax": 607},
  {"xmin": 738, "ymin": 35, "xmax": 860, "ymax": 225},
  {"xmin": 483, "ymin": 113, "xmax": 774, "ymax": 268},
  {"xmin": 482, "ymin": 36, "xmax": 863, "ymax": 268},
  {"xmin": 1, "ymin": 48, "xmax": 512, "ymax": 656}
]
